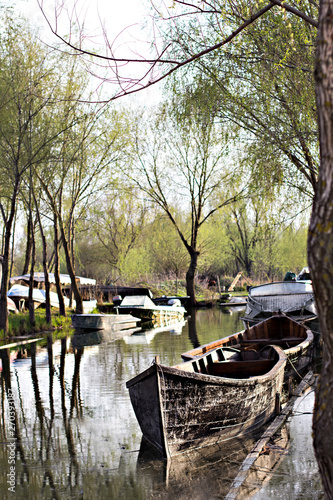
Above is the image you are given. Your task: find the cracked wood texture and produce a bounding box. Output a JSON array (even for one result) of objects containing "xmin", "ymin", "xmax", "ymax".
[{"xmin": 310, "ymin": 0, "xmax": 333, "ymax": 497}]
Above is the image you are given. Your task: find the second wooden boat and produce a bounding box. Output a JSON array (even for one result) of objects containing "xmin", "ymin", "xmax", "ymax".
[
  {"xmin": 126, "ymin": 344, "xmax": 286, "ymax": 459},
  {"xmin": 181, "ymin": 314, "xmax": 314, "ymax": 379}
]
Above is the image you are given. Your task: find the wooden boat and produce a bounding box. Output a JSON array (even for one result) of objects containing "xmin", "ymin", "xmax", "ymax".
[
  {"xmin": 126, "ymin": 344, "xmax": 287, "ymax": 459},
  {"xmin": 242, "ymin": 280, "xmax": 317, "ymax": 327},
  {"xmin": 116, "ymin": 295, "xmax": 186, "ymax": 323},
  {"xmin": 71, "ymin": 313, "xmax": 141, "ymax": 332},
  {"xmin": 181, "ymin": 314, "xmax": 314, "ymax": 379}
]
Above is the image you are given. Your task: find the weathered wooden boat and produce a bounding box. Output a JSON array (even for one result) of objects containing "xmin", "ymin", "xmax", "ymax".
[
  {"xmin": 181, "ymin": 314, "xmax": 314, "ymax": 379},
  {"xmin": 126, "ymin": 344, "xmax": 287, "ymax": 459},
  {"xmin": 242, "ymin": 280, "xmax": 317, "ymax": 327},
  {"xmin": 71, "ymin": 313, "xmax": 141, "ymax": 332},
  {"xmin": 116, "ymin": 295, "xmax": 186, "ymax": 323}
]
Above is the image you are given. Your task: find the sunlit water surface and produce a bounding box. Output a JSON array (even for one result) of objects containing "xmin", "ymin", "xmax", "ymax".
[{"xmin": 0, "ymin": 307, "xmax": 323, "ymax": 499}]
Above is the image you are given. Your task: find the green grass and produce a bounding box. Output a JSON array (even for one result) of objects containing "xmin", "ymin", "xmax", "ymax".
[{"xmin": 2, "ymin": 309, "xmax": 73, "ymax": 339}]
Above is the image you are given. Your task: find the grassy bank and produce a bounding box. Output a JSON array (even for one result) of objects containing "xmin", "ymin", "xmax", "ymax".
[{"xmin": 2, "ymin": 309, "xmax": 72, "ymax": 339}]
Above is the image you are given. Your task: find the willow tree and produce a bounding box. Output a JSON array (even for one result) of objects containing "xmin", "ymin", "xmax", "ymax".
[
  {"xmin": 0, "ymin": 17, "xmax": 78, "ymax": 334},
  {"xmin": 155, "ymin": 1, "xmax": 318, "ymax": 200},
  {"xmin": 37, "ymin": 103, "xmax": 126, "ymax": 314},
  {"xmin": 77, "ymin": 188, "xmax": 149, "ymax": 282}
]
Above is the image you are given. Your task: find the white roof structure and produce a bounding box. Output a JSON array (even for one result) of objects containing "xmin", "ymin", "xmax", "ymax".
[{"xmin": 9, "ymin": 273, "xmax": 96, "ymax": 286}]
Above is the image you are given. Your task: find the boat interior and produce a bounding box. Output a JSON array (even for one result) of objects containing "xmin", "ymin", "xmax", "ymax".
[
  {"xmin": 181, "ymin": 315, "xmax": 308, "ymax": 361},
  {"xmin": 174, "ymin": 345, "xmax": 279, "ymax": 379}
]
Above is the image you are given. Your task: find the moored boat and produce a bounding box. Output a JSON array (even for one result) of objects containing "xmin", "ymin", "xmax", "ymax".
[
  {"xmin": 7, "ymin": 284, "xmax": 96, "ymax": 313},
  {"xmin": 181, "ymin": 314, "xmax": 314, "ymax": 379},
  {"xmin": 71, "ymin": 313, "xmax": 141, "ymax": 332},
  {"xmin": 116, "ymin": 295, "xmax": 186, "ymax": 323},
  {"xmin": 126, "ymin": 344, "xmax": 287, "ymax": 459},
  {"xmin": 242, "ymin": 279, "xmax": 317, "ymax": 327}
]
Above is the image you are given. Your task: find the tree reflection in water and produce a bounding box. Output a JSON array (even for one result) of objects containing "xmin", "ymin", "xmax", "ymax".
[{"xmin": 0, "ymin": 309, "xmax": 321, "ymax": 499}]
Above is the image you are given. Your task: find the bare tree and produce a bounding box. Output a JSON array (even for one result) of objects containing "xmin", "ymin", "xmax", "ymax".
[{"xmin": 129, "ymin": 102, "xmax": 245, "ymax": 305}]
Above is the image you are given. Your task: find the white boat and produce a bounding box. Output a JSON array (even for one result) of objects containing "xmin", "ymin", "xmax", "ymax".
[
  {"xmin": 7, "ymin": 297, "xmax": 18, "ymax": 313},
  {"xmin": 116, "ymin": 295, "xmax": 186, "ymax": 323},
  {"xmin": 7, "ymin": 284, "xmax": 96, "ymax": 313},
  {"xmin": 242, "ymin": 279, "xmax": 317, "ymax": 327}
]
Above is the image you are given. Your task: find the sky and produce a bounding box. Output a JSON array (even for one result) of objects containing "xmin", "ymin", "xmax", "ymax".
[
  {"xmin": 17, "ymin": 0, "xmax": 148, "ymax": 39},
  {"xmin": 16, "ymin": 0, "xmax": 160, "ymax": 102}
]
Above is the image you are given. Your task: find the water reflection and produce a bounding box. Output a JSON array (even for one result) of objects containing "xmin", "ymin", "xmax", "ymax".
[{"xmin": 0, "ymin": 309, "xmax": 321, "ymax": 499}]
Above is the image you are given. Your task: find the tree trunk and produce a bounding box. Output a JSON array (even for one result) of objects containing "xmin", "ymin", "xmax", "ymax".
[
  {"xmin": 0, "ymin": 180, "xmax": 20, "ymax": 335},
  {"xmin": 309, "ymin": 2, "xmax": 333, "ymax": 497},
  {"xmin": 28, "ymin": 224, "xmax": 36, "ymax": 327},
  {"xmin": 186, "ymin": 250, "xmax": 199, "ymax": 307},
  {"xmin": 53, "ymin": 214, "xmax": 66, "ymax": 317},
  {"xmin": 37, "ymin": 207, "xmax": 52, "ymax": 324},
  {"xmin": 59, "ymin": 221, "xmax": 83, "ymax": 314},
  {"xmin": 22, "ymin": 212, "xmax": 33, "ymax": 275}
]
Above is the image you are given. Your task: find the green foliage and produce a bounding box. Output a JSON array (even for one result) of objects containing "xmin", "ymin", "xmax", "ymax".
[
  {"xmin": 162, "ymin": 0, "xmax": 318, "ymax": 199},
  {"xmin": 3, "ymin": 309, "xmax": 72, "ymax": 338}
]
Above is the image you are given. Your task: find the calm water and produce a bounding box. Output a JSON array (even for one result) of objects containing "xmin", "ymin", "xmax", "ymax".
[{"xmin": 0, "ymin": 308, "xmax": 322, "ymax": 499}]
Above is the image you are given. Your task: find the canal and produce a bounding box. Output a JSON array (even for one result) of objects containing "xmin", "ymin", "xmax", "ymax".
[{"xmin": 0, "ymin": 308, "xmax": 323, "ymax": 499}]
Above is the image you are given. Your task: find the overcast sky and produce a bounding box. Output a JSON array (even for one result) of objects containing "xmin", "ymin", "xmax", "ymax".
[{"xmin": 16, "ymin": 0, "xmax": 160, "ymax": 102}]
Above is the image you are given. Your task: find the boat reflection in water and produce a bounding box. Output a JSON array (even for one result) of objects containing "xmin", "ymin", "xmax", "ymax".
[{"xmin": 136, "ymin": 425, "xmax": 289, "ymax": 499}]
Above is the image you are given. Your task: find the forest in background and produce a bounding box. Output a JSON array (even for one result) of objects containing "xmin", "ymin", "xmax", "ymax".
[
  {"xmin": 5, "ymin": 1, "xmax": 333, "ymax": 495},
  {"xmin": 0, "ymin": 8, "xmax": 314, "ymax": 301}
]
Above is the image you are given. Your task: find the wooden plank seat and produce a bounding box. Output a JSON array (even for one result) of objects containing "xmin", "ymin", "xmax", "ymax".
[
  {"xmin": 240, "ymin": 337, "xmax": 302, "ymax": 346},
  {"xmin": 207, "ymin": 358, "xmax": 275, "ymax": 378}
]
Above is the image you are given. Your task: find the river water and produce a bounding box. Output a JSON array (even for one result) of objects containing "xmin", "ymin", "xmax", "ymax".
[{"xmin": 0, "ymin": 308, "xmax": 323, "ymax": 499}]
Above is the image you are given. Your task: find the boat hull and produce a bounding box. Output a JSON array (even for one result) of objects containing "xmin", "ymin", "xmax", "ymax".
[
  {"xmin": 126, "ymin": 347, "xmax": 286, "ymax": 458},
  {"xmin": 117, "ymin": 306, "xmax": 185, "ymax": 322},
  {"xmin": 71, "ymin": 313, "xmax": 140, "ymax": 331}
]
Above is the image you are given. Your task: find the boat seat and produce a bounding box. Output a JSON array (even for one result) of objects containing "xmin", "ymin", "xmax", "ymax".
[
  {"xmin": 208, "ymin": 359, "xmax": 275, "ymax": 378},
  {"xmin": 240, "ymin": 349, "xmax": 260, "ymax": 361},
  {"xmin": 241, "ymin": 337, "xmax": 302, "ymax": 346}
]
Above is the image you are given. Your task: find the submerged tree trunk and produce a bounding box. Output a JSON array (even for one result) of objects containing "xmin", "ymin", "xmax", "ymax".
[
  {"xmin": 310, "ymin": 2, "xmax": 333, "ymax": 497},
  {"xmin": 186, "ymin": 250, "xmax": 199, "ymax": 307}
]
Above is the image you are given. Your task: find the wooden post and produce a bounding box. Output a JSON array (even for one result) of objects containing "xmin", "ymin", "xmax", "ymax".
[{"xmin": 275, "ymin": 392, "xmax": 281, "ymax": 415}]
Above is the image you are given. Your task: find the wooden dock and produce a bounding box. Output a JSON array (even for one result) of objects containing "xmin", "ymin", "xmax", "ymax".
[
  {"xmin": 225, "ymin": 370, "xmax": 315, "ymax": 499},
  {"xmin": 0, "ymin": 337, "xmax": 43, "ymax": 350}
]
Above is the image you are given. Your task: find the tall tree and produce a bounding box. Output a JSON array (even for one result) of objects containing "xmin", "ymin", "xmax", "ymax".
[
  {"xmin": 130, "ymin": 99, "xmax": 245, "ymax": 305},
  {"xmin": 0, "ymin": 17, "xmax": 74, "ymax": 334},
  {"xmin": 77, "ymin": 188, "xmax": 148, "ymax": 282},
  {"xmin": 37, "ymin": 103, "xmax": 126, "ymax": 313}
]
